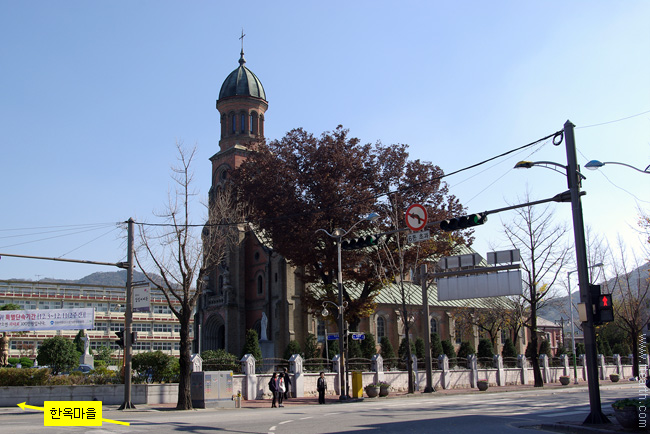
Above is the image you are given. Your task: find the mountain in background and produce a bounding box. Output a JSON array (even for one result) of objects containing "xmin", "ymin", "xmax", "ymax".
[{"xmin": 38, "ymin": 270, "xmax": 156, "ymax": 287}]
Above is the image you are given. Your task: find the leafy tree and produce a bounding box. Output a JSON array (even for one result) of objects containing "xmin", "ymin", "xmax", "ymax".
[
  {"xmin": 0, "ymin": 304, "xmax": 21, "ymax": 311},
  {"xmin": 242, "ymin": 329, "xmax": 263, "ymax": 361},
  {"xmin": 284, "ymin": 340, "xmax": 302, "ymax": 360},
  {"xmin": 92, "ymin": 345, "xmax": 113, "ymax": 365},
  {"xmin": 612, "ymin": 342, "xmax": 631, "ymax": 357},
  {"xmin": 441, "ymin": 340, "xmax": 456, "ymax": 360},
  {"xmin": 457, "ymin": 341, "xmax": 475, "ymax": 359},
  {"xmin": 136, "ymin": 143, "xmax": 244, "ymax": 409},
  {"xmin": 132, "ymin": 351, "xmax": 177, "ymax": 383},
  {"xmin": 478, "ymin": 338, "xmax": 494, "ymax": 359},
  {"xmin": 430, "ymin": 333, "xmax": 443, "ymax": 359},
  {"xmin": 380, "ymin": 336, "xmax": 396, "ymax": 362},
  {"xmin": 303, "ymin": 333, "xmax": 319, "ymax": 360},
  {"xmin": 538, "ymin": 340, "xmax": 552, "ymax": 358},
  {"xmin": 576, "ymin": 343, "xmax": 585, "ymax": 356},
  {"xmin": 398, "ymin": 337, "xmax": 416, "ymax": 361},
  {"xmin": 501, "ymin": 338, "xmax": 517, "ymax": 359},
  {"xmin": 502, "ymin": 191, "xmax": 570, "ymax": 387},
  {"xmin": 360, "ymin": 332, "xmax": 377, "ymax": 359},
  {"xmin": 326, "ymin": 340, "xmax": 339, "ymax": 360},
  {"xmin": 415, "ymin": 337, "xmax": 425, "ymax": 360},
  {"xmin": 200, "ymin": 349, "xmax": 238, "ymax": 371},
  {"xmin": 73, "ymin": 330, "xmax": 85, "ymax": 355},
  {"xmin": 37, "ymin": 336, "xmax": 78, "ymax": 375},
  {"xmin": 234, "ymin": 126, "xmax": 468, "ymax": 332},
  {"xmin": 347, "ymin": 337, "xmax": 363, "ymax": 359}
]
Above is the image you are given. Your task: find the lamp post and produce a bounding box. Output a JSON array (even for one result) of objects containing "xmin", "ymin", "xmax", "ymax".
[
  {"xmin": 316, "ymin": 212, "xmax": 379, "ymax": 401},
  {"xmin": 567, "ymin": 262, "xmax": 603, "ymax": 384},
  {"xmin": 584, "ymin": 160, "xmax": 650, "ymax": 174},
  {"xmin": 513, "ymin": 121, "xmax": 608, "ymax": 424}
]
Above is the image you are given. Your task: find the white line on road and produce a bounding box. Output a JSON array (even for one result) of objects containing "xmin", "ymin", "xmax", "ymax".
[
  {"xmin": 269, "ymin": 426, "xmax": 276, "ymax": 431},
  {"xmin": 300, "ymin": 417, "xmax": 313, "ymax": 420},
  {"xmin": 279, "ymin": 420, "xmax": 293, "ymax": 425}
]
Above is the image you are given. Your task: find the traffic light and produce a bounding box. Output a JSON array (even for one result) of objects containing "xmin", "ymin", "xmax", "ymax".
[
  {"xmin": 590, "ymin": 284, "xmax": 614, "ymax": 325},
  {"xmin": 440, "ymin": 213, "xmax": 487, "ymax": 231},
  {"xmin": 341, "ymin": 234, "xmax": 386, "ymax": 250},
  {"xmin": 115, "ymin": 330, "xmax": 124, "ymax": 349}
]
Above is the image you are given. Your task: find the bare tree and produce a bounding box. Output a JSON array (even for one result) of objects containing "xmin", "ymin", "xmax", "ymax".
[
  {"xmin": 502, "ymin": 193, "xmax": 570, "ymax": 387},
  {"xmin": 452, "ymin": 298, "xmax": 515, "ymax": 351},
  {"xmin": 135, "ymin": 142, "xmax": 243, "ymax": 410},
  {"xmin": 606, "ymin": 239, "xmax": 650, "ymax": 378}
]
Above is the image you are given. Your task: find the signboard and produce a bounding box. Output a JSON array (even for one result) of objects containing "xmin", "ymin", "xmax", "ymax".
[
  {"xmin": 133, "ymin": 284, "xmax": 151, "ymax": 312},
  {"xmin": 405, "ymin": 204, "xmax": 427, "ymax": 231},
  {"xmin": 407, "ymin": 230, "xmax": 430, "ymax": 243},
  {"xmin": 351, "ymin": 333, "xmax": 365, "ymax": 340},
  {"xmin": 327, "ymin": 333, "xmax": 339, "ymax": 340},
  {"xmin": 0, "ymin": 308, "xmax": 95, "ymax": 332},
  {"xmin": 437, "ymin": 269, "xmax": 523, "ymax": 301}
]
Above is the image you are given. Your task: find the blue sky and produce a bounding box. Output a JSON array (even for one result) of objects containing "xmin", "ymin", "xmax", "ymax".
[{"xmin": 1, "ymin": 1, "xmax": 648, "ymax": 281}]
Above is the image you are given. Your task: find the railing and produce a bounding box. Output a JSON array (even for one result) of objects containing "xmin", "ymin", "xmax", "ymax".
[
  {"xmin": 203, "ymin": 358, "xmax": 242, "ymax": 374},
  {"xmin": 303, "ymin": 358, "xmax": 333, "ymax": 373},
  {"xmin": 477, "ymin": 357, "xmax": 493, "ymax": 369},
  {"xmin": 257, "ymin": 358, "xmax": 289, "ymax": 374},
  {"xmin": 347, "ymin": 357, "xmax": 372, "ymax": 372},
  {"xmin": 503, "ymin": 357, "xmax": 518, "ymax": 368}
]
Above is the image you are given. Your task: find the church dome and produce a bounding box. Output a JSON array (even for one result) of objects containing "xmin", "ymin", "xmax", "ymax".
[{"xmin": 218, "ymin": 51, "xmax": 266, "ymax": 101}]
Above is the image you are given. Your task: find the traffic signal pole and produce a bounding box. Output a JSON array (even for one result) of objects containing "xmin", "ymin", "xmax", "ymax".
[{"xmin": 564, "ymin": 121, "xmax": 608, "ymax": 424}]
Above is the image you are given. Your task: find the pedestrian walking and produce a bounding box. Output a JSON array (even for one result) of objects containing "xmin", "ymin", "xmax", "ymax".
[
  {"xmin": 282, "ymin": 367, "xmax": 292, "ymax": 400},
  {"xmin": 277, "ymin": 373, "xmax": 285, "ymax": 407},
  {"xmin": 317, "ymin": 372, "xmax": 327, "ymax": 404},
  {"xmin": 269, "ymin": 372, "xmax": 279, "ymax": 408}
]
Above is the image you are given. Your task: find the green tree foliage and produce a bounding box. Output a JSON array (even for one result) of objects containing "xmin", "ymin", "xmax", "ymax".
[
  {"xmin": 326, "ymin": 340, "xmax": 339, "ymax": 360},
  {"xmin": 398, "ymin": 337, "xmax": 415, "ymax": 360},
  {"xmin": 477, "ymin": 338, "xmax": 494, "ymax": 359},
  {"xmin": 501, "ymin": 338, "xmax": 517, "ymax": 359},
  {"xmin": 73, "ymin": 330, "xmax": 85, "ymax": 355},
  {"xmin": 284, "ymin": 340, "xmax": 302, "ymax": 360},
  {"xmin": 415, "ymin": 337, "xmax": 425, "ymax": 360},
  {"xmin": 456, "ymin": 341, "xmax": 475, "ymax": 359},
  {"xmin": 92, "ymin": 345, "xmax": 113, "ymax": 365},
  {"xmin": 36, "ymin": 336, "xmax": 78, "ymax": 375},
  {"xmin": 0, "ymin": 303, "xmax": 21, "ymax": 311},
  {"xmin": 347, "ymin": 337, "xmax": 363, "ymax": 359},
  {"xmin": 596, "ymin": 335, "xmax": 613, "ymax": 357},
  {"xmin": 242, "ymin": 329, "xmax": 263, "ymax": 361},
  {"xmin": 380, "ymin": 336, "xmax": 396, "ymax": 361},
  {"xmin": 441, "ymin": 340, "xmax": 456, "ymax": 360},
  {"xmin": 612, "ymin": 342, "xmax": 631, "ymax": 357},
  {"xmin": 131, "ymin": 351, "xmax": 178, "ymax": 383},
  {"xmin": 360, "ymin": 332, "xmax": 377, "ymax": 359},
  {"xmin": 538, "ymin": 340, "xmax": 552, "ymax": 358},
  {"xmin": 303, "ymin": 333, "xmax": 319, "ymax": 360},
  {"xmin": 576, "ymin": 343, "xmax": 585, "ymax": 356},
  {"xmin": 430, "ymin": 333, "xmax": 443, "ymax": 359},
  {"xmin": 201, "ymin": 349, "xmax": 239, "ymax": 371}
]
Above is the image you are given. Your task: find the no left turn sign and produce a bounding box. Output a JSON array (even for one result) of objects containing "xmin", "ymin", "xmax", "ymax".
[{"xmin": 405, "ymin": 204, "xmax": 428, "ymax": 231}]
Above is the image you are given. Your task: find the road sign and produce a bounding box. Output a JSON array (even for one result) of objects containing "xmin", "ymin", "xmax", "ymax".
[
  {"xmin": 407, "ymin": 230, "xmax": 430, "ymax": 243},
  {"xmin": 405, "ymin": 204, "xmax": 427, "ymax": 231},
  {"xmin": 327, "ymin": 333, "xmax": 339, "ymax": 340},
  {"xmin": 351, "ymin": 333, "xmax": 365, "ymax": 340}
]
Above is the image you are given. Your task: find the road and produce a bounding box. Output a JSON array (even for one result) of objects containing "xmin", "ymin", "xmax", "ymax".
[{"xmin": 2, "ymin": 383, "xmax": 638, "ymax": 434}]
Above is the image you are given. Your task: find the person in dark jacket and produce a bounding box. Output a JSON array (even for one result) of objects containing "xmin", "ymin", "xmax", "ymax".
[
  {"xmin": 282, "ymin": 367, "xmax": 292, "ymax": 400},
  {"xmin": 317, "ymin": 372, "xmax": 327, "ymax": 404},
  {"xmin": 269, "ymin": 372, "xmax": 279, "ymax": 408}
]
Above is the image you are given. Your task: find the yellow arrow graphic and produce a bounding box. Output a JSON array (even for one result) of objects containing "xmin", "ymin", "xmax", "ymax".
[{"xmin": 17, "ymin": 401, "xmax": 130, "ymax": 426}]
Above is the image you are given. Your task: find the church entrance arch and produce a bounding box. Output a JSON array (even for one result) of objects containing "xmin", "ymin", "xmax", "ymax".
[{"xmin": 203, "ymin": 313, "xmax": 226, "ymax": 351}]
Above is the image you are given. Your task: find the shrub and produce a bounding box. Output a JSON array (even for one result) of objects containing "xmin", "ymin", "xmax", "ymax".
[
  {"xmin": 441, "ymin": 340, "xmax": 456, "ymax": 360},
  {"xmin": 380, "ymin": 337, "xmax": 396, "ymax": 361},
  {"xmin": 242, "ymin": 329, "xmax": 263, "ymax": 361},
  {"xmin": 478, "ymin": 339, "xmax": 494, "ymax": 359},
  {"xmin": 304, "ymin": 333, "xmax": 319, "ymax": 359},
  {"xmin": 501, "ymin": 338, "xmax": 517, "ymax": 358},
  {"xmin": 284, "ymin": 340, "xmax": 302, "ymax": 360},
  {"xmin": 18, "ymin": 357, "xmax": 34, "ymax": 368},
  {"xmin": 430, "ymin": 333, "xmax": 443, "ymax": 359},
  {"xmin": 538, "ymin": 340, "xmax": 552, "ymax": 358},
  {"xmin": 360, "ymin": 333, "xmax": 377, "ymax": 359},
  {"xmin": 131, "ymin": 351, "xmax": 177, "ymax": 383},
  {"xmin": 201, "ymin": 349, "xmax": 239, "ymax": 371},
  {"xmin": 0, "ymin": 367, "xmax": 50, "ymax": 386},
  {"xmin": 326, "ymin": 340, "xmax": 339, "ymax": 360},
  {"xmin": 415, "ymin": 337, "xmax": 425, "ymax": 360},
  {"xmin": 398, "ymin": 337, "xmax": 415, "ymax": 360},
  {"xmin": 457, "ymin": 341, "xmax": 475, "ymax": 359},
  {"xmin": 347, "ymin": 337, "xmax": 363, "ymax": 359},
  {"xmin": 37, "ymin": 336, "xmax": 79, "ymax": 375}
]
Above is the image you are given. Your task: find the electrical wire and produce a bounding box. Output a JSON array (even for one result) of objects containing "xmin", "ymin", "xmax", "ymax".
[
  {"xmin": 576, "ymin": 109, "xmax": 650, "ymax": 129},
  {"xmin": 0, "ymin": 224, "xmax": 121, "ymax": 249}
]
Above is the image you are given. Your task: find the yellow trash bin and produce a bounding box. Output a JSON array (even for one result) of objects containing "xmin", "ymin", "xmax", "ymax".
[{"xmin": 351, "ymin": 371, "xmax": 363, "ymax": 398}]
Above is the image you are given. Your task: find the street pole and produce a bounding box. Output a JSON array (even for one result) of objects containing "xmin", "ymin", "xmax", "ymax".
[
  {"xmin": 567, "ymin": 271, "xmax": 579, "ymax": 384},
  {"xmin": 564, "ymin": 121, "xmax": 608, "ymax": 424},
  {"xmin": 421, "ymin": 264, "xmax": 434, "ymax": 393},
  {"xmin": 119, "ymin": 218, "xmax": 135, "ymax": 409},
  {"xmin": 336, "ymin": 235, "xmax": 348, "ymax": 400}
]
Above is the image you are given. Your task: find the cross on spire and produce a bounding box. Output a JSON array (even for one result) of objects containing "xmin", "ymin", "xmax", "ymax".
[{"xmin": 240, "ymin": 28, "xmax": 246, "ymax": 52}]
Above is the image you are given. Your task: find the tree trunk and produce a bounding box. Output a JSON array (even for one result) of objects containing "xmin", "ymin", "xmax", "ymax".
[
  {"xmin": 176, "ymin": 309, "xmax": 193, "ymax": 410},
  {"xmin": 529, "ymin": 306, "xmax": 543, "ymax": 387},
  {"xmin": 631, "ymin": 330, "xmax": 640, "ymax": 378}
]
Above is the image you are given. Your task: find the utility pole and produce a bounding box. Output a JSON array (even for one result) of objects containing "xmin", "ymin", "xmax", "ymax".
[
  {"xmin": 119, "ymin": 218, "xmax": 135, "ymax": 409},
  {"xmin": 564, "ymin": 121, "xmax": 608, "ymax": 424},
  {"xmin": 421, "ymin": 264, "xmax": 434, "ymax": 393}
]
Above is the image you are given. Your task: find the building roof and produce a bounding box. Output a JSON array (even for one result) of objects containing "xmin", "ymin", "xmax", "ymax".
[{"xmin": 218, "ymin": 50, "xmax": 266, "ymax": 101}]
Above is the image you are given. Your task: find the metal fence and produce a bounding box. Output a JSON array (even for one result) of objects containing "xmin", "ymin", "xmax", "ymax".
[
  {"xmin": 202, "ymin": 358, "xmax": 242, "ymax": 374},
  {"xmin": 304, "ymin": 358, "xmax": 333, "ymax": 373}
]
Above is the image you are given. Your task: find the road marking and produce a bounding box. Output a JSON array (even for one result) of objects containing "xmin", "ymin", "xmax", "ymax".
[
  {"xmin": 269, "ymin": 426, "xmax": 276, "ymax": 431},
  {"xmin": 300, "ymin": 417, "xmax": 313, "ymax": 420},
  {"xmin": 324, "ymin": 412, "xmax": 340, "ymax": 416},
  {"xmin": 279, "ymin": 420, "xmax": 293, "ymax": 425}
]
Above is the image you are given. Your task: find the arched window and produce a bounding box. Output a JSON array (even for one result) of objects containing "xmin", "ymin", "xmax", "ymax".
[
  {"xmin": 257, "ymin": 275, "xmax": 263, "ymax": 295},
  {"xmin": 230, "ymin": 113, "xmax": 236, "ymax": 134},
  {"xmin": 240, "ymin": 113, "xmax": 245, "ymax": 133},
  {"xmin": 249, "ymin": 113, "xmax": 254, "ymax": 133},
  {"xmin": 430, "ymin": 317, "xmax": 438, "ymax": 334},
  {"xmin": 377, "ymin": 316, "xmax": 386, "ymax": 340},
  {"xmin": 317, "ymin": 319, "xmax": 325, "ymax": 342}
]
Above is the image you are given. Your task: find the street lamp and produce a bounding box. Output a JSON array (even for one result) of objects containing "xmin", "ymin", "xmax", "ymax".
[
  {"xmin": 567, "ymin": 262, "xmax": 604, "ymax": 384},
  {"xmin": 584, "ymin": 160, "xmax": 650, "ymax": 174},
  {"xmin": 316, "ymin": 212, "xmax": 379, "ymax": 401},
  {"xmin": 514, "ymin": 121, "xmax": 608, "ymax": 424}
]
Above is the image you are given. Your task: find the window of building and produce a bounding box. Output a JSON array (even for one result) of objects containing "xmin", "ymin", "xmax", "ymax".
[
  {"xmin": 110, "ymin": 303, "xmax": 125, "ymax": 313},
  {"xmin": 174, "ymin": 325, "xmax": 181, "ymax": 333},
  {"xmin": 94, "ymin": 303, "xmax": 108, "ymax": 312},
  {"xmin": 240, "ymin": 113, "xmax": 245, "ymax": 133},
  {"xmin": 317, "ymin": 319, "xmax": 326, "ymax": 342},
  {"xmin": 430, "ymin": 317, "xmax": 438, "ymax": 334},
  {"xmin": 132, "ymin": 323, "xmax": 151, "ymax": 332},
  {"xmin": 18, "ymin": 300, "xmax": 36, "ymax": 310},
  {"xmin": 153, "ymin": 304, "xmax": 171, "ymax": 314},
  {"xmin": 133, "ymin": 342, "xmax": 151, "ymax": 351},
  {"xmin": 455, "ymin": 323, "xmax": 462, "ymax": 344},
  {"xmin": 110, "ymin": 323, "xmax": 124, "ymax": 332},
  {"xmin": 38, "ymin": 301, "xmax": 61, "ymax": 309},
  {"xmin": 153, "ymin": 324, "xmax": 172, "ymax": 333},
  {"xmin": 230, "ymin": 113, "xmax": 236, "ymax": 134},
  {"xmin": 377, "ymin": 316, "xmax": 386, "ymax": 340},
  {"xmin": 257, "ymin": 275, "xmax": 263, "ymax": 295},
  {"xmin": 94, "ymin": 322, "xmax": 108, "ymax": 331},
  {"xmin": 250, "ymin": 114, "xmax": 254, "ymax": 133},
  {"xmin": 152, "ymin": 342, "xmax": 172, "ymax": 351}
]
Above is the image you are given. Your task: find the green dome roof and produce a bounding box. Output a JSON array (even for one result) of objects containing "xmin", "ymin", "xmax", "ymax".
[{"xmin": 218, "ymin": 51, "xmax": 266, "ymax": 101}]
